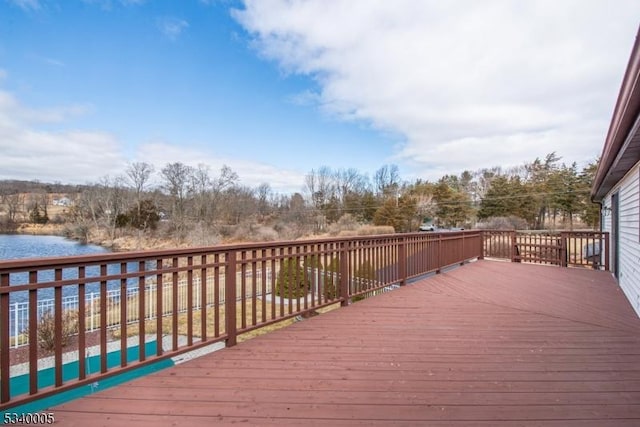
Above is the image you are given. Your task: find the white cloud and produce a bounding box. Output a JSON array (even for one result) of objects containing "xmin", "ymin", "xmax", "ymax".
[
  {"xmin": 234, "ymin": 0, "xmax": 640, "ymax": 178},
  {"xmin": 7, "ymin": 0, "xmax": 40, "ymax": 11},
  {"xmin": 156, "ymin": 17, "xmax": 189, "ymax": 41},
  {"xmin": 0, "ymin": 89, "xmax": 125, "ymax": 184},
  {"xmin": 0, "ymin": 85, "xmax": 303, "ymax": 192}
]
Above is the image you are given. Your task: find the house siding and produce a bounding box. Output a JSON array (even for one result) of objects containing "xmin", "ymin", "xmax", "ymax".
[{"xmin": 602, "ymin": 160, "xmax": 640, "ymax": 316}]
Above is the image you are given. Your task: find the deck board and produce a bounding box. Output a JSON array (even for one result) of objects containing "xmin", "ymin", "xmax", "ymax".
[{"xmin": 52, "ymin": 260, "xmax": 640, "ymax": 426}]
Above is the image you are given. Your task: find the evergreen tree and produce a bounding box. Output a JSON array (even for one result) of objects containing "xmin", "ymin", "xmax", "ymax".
[
  {"xmin": 433, "ymin": 180, "xmax": 473, "ymax": 227},
  {"xmin": 323, "ymin": 257, "xmax": 340, "ymax": 300},
  {"xmin": 477, "ymin": 176, "xmax": 513, "ymax": 219},
  {"xmin": 115, "ymin": 199, "xmax": 160, "ymax": 231},
  {"xmin": 477, "ymin": 176, "xmax": 535, "ymax": 225},
  {"xmin": 373, "ymin": 199, "xmax": 401, "ymax": 231},
  {"xmin": 29, "ymin": 203, "xmax": 49, "ymax": 224},
  {"xmin": 275, "ymin": 258, "xmax": 308, "ymax": 299},
  {"xmin": 578, "ymin": 160, "xmax": 600, "ymax": 228},
  {"xmin": 527, "ymin": 152, "xmax": 561, "ymax": 228}
]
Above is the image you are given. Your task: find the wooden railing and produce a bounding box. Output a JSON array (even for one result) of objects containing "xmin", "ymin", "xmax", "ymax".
[
  {"xmin": 0, "ymin": 230, "xmax": 483, "ymax": 410},
  {"xmin": 482, "ymin": 230, "xmax": 610, "ymax": 270}
]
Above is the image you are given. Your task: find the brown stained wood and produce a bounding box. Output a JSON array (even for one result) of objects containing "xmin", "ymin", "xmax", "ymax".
[
  {"xmin": 39, "ymin": 412, "xmax": 640, "ymax": 427},
  {"xmin": 53, "ymin": 261, "xmax": 640, "ymax": 426}
]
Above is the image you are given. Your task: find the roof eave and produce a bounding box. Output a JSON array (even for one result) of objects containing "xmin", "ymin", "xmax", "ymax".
[{"xmin": 591, "ymin": 26, "xmax": 640, "ymax": 202}]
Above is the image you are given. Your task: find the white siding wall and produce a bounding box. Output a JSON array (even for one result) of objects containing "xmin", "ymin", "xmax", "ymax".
[{"xmin": 602, "ymin": 160, "xmax": 640, "ymax": 316}]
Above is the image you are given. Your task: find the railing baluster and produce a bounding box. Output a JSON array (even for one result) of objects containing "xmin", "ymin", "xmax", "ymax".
[
  {"xmin": 138, "ymin": 261, "xmax": 146, "ymax": 361},
  {"xmin": 201, "ymin": 255, "xmax": 207, "ymax": 343},
  {"xmin": 172, "ymin": 257, "xmax": 178, "ymax": 351},
  {"xmin": 156, "ymin": 259, "xmax": 164, "ymax": 356},
  {"xmin": 301, "ymin": 247, "xmax": 307, "ymax": 308},
  {"xmin": 54, "ymin": 268, "xmax": 63, "ymax": 387},
  {"xmin": 77, "ymin": 267, "xmax": 86, "ymax": 380},
  {"xmin": 261, "ymin": 250, "xmax": 267, "ymax": 322},
  {"xmin": 214, "ymin": 254, "xmax": 220, "ymax": 338},
  {"xmin": 240, "ymin": 251, "xmax": 247, "ymax": 329},
  {"xmin": 279, "ymin": 248, "xmax": 285, "ymax": 317},
  {"xmin": 270, "ymin": 248, "xmax": 276, "ymax": 321},
  {"xmin": 294, "ymin": 246, "xmax": 301, "ymax": 313},
  {"xmin": 28, "ymin": 270, "xmax": 38, "ymax": 395},
  {"xmin": 186, "ymin": 257, "xmax": 193, "ymax": 347},
  {"xmin": 251, "ymin": 250, "xmax": 257, "ymax": 326},
  {"xmin": 1, "ymin": 273, "xmax": 10, "ymax": 403},
  {"xmin": 120, "ymin": 262, "xmax": 128, "ymax": 367},
  {"xmin": 100, "ymin": 264, "xmax": 107, "ymax": 374}
]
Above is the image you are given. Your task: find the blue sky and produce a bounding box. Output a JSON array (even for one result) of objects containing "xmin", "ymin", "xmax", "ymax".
[{"xmin": 1, "ymin": 0, "xmax": 640, "ymax": 193}]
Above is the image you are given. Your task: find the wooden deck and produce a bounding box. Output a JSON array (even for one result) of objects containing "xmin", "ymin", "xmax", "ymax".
[{"xmin": 52, "ymin": 260, "xmax": 640, "ymax": 426}]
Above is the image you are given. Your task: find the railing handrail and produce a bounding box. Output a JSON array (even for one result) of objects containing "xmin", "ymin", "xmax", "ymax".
[{"xmin": 0, "ymin": 232, "xmax": 423, "ymax": 271}]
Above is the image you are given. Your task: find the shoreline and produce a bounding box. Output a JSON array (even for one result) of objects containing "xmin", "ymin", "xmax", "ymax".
[
  {"xmin": 8, "ymin": 224, "xmax": 176, "ymax": 253},
  {"xmin": 13, "ymin": 223, "xmax": 66, "ymax": 236}
]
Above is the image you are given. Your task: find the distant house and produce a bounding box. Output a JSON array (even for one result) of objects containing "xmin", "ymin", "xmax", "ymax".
[
  {"xmin": 52, "ymin": 197, "xmax": 72, "ymax": 207},
  {"xmin": 591, "ymin": 28, "xmax": 640, "ymax": 316}
]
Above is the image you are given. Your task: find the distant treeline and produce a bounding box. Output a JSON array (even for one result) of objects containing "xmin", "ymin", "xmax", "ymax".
[
  {"xmin": 0, "ymin": 180, "xmax": 88, "ymax": 195},
  {"xmin": 0, "ymin": 152, "xmax": 600, "ymax": 245}
]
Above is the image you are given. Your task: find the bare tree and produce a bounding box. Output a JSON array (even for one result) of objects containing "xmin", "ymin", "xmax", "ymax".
[
  {"xmin": 374, "ymin": 164, "xmax": 400, "ymax": 200},
  {"xmin": 223, "ymin": 186, "xmax": 257, "ymax": 225},
  {"xmin": 96, "ymin": 175, "xmax": 128, "ymax": 239},
  {"xmin": 215, "ymin": 165, "xmax": 239, "ymax": 191},
  {"xmin": 1, "ymin": 191, "xmax": 24, "ymax": 222},
  {"xmin": 473, "ymin": 167, "xmax": 501, "ymax": 201},
  {"xmin": 190, "ymin": 164, "xmax": 212, "ymax": 222},
  {"xmin": 256, "ymin": 183, "xmax": 272, "ymax": 219},
  {"xmin": 126, "ymin": 162, "xmax": 154, "ymax": 213},
  {"xmin": 161, "ymin": 162, "xmax": 194, "ymax": 228},
  {"xmin": 305, "ymin": 167, "xmax": 336, "ymax": 210},
  {"xmin": 210, "ymin": 165, "xmax": 239, "ymax": 220}
]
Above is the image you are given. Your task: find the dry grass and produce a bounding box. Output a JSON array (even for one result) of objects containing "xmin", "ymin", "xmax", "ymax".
[{"xmin": 110, "ymin": 300, "xmax": 341, "ymax": 344}]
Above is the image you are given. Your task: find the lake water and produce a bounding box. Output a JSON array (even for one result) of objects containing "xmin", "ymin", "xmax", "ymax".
[
  {"xmin": 0, "ymin": 234, "xmax": 109, "ymax": 261},
  {"xmin": 0, "ymin": 234, "xmax": 133, "ymax": 306},
  {"xmin": 1, "ymin": 235, "xmax": 114, "ymax": 335}
]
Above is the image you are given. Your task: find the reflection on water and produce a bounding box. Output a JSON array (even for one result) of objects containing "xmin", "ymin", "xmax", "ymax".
[
  {"xmin": 1, "ymin": 235, "xmax": 168, "ymax": 338},
  {"xmin": 0, "ymin": 234, "xmax": 109, "ymax": 261},
  {"xmin": 0, "ymin": 234, "xmax": 133, "ymax": 303}
]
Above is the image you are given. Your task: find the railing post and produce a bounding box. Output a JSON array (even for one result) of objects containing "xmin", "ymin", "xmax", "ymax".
[
  {"xmin": 510, "ymin": 231, "xmax": 517, "ymax": 263},
  {"xmin": 399, "ymin": 236, "xmax": 407, "ymax": 286},
  {"xmin": 339, "ymin": 241, "xmax": 350, "ymax": 306},
  {"xmin": 478, "ymin": 231, "xmax": 485, "ymax": 260},
  {"xmin": 436, "ymin": 233, "xmax": 442, "ymax": 274},
  {"xmin": 225, "ymin": 250, "xmax": 237, "ymax": 347},
  {"xmin": 560, "ymin": 232, "xmax": 568, "ymax": 267},
  {"xmin": 604, "ymin": 232, "xmax": 610, "ymax": 271}
]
